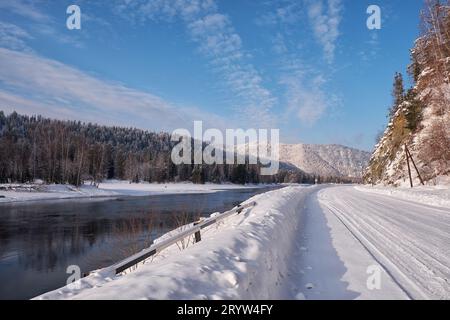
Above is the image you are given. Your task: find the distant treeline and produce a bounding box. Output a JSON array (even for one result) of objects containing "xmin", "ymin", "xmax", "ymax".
[{"xmin": 1, "ymin": 111, "xmax": 334, "ymax": 185}]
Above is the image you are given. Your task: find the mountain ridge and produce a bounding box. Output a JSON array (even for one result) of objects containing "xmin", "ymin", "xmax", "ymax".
[
  {"xmin": 279, "ymin": 143, "xmax": 370, "ymax": 179},
  {"xmin": 235, "ymin": 142, "xmax": 370, "ymax": 179}
]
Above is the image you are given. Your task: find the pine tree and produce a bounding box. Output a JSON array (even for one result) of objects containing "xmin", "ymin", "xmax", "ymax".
[
  {"xmin": 408, "ymin": 50, "xmax": 421, "ymax": 83},
  {"xmin": 404, "ymin": 89, "xmax": 424, "ymax": 132},
  {"xmin": 231, "ymin": 165, "xmax": 247, "ymax": 185},
  {"xmin": 389, "ymin": 72, "xmax": 405, "ymax": 118}
]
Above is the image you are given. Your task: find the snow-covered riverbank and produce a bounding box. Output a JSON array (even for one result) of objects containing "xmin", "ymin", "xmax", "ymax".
[
  {"xmin": 0, "ymin": 180, "xmax": 274, "ymax": 203},
  {"xmin": 35, "ymin": 185, "xmax": 316, "ymax": 300}
]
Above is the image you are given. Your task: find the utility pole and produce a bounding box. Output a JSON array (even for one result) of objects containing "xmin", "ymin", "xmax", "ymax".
[
  {"xmin": 405, "ymin": 145, "xmax": 413, "ymax": 188},
  {"xmin": 405, "ymin": 145, "xmax": 425, "ymax": 186}
]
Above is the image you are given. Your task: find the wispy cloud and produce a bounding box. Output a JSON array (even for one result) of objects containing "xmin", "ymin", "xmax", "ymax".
[
  {"xmin": 0, "ymin": 48, "xmax": 228, "ymax": 131},
  {"xmin": 0, "ymin": 0, "xmax": 86, "ymax": 48},
  {"xmin": 255, "ymin": 0, "xmax": 303, "ymax": 26},
  {"xmin": 280, "ymin": 64, "xmax": 334, "ymax": 126},
  {"xmin": 0, "ymin": 0, "xmax": 51, "ymax": 23},
  {"xmin": 253, "ymin": 0, "xmax": 341, "ymax": 126},
  {"xmin": 113, "ymin": 0, "xmax": 217, "ymax": 25},
  {"xmin": 0, "ymin": 90, "xmax": 85, "ymax": 121},
  {"xmin": 358, "ymin": 30, "xmax": 381, "ymax": 62},
  {"xmin": 272, "ymin": 32, "xmax": 288, "ymax": 54},
  {"xmin": 114, "ymin": 0, "xmax": 277, "ymax": 127},
  {"xmin": 306, "ymin": 0, "xmax": 342, "ymax": 63},
  {"xmin": 0, "ymin": 21, "xmax": 33, "ymax": 52},
  {"xmin": 187, "ymin": 12, "xmax": 277, "ymax": 125}
]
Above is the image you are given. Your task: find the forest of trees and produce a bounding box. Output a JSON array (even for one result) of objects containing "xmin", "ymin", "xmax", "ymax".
[{"xmin": 0, "ymin": 111, "xmax": 320, "ymax": 186}]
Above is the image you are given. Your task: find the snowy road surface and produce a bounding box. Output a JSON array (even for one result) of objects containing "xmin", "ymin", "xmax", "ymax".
[
  {"xmin": 36, "ymin": 185, "xmax": 450, "ymax": 300},
  {"xmin": 288, "ymin": 186, "xmax": 450, "ymax": 300}
]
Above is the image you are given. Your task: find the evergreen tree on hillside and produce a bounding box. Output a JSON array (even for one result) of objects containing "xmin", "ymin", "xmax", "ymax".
[
  {"xmin": 404, "ymin": 89, "xmax": 424, "ymax": 132},
  {"xmin": 408, "ymin": 50, "xmax": 421, "ymax": 83},
  {"xmin": 231, "ymin": 165, "xmax": 247, "ymax": 185},
  {"xmin": 389, "ymin": 72, "xmax": 405, "ymax": 118}
]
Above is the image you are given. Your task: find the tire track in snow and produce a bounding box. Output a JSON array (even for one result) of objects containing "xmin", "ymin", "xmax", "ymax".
[
  {"xmin": 318, "ymin": 186, "xmax": 450, "ymax": 300},
  {"xmin": 334, "ymin": 194, "xmax": 450, "ymax": 284},
  {"xmin": 320, "ymin": 200, "xmax": 421, "ymax": 300}
]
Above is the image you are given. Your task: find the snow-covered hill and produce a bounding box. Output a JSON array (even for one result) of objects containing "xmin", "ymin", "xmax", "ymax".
[
  {"xmin": 230, "ymin": 142, "xmax": 369, "ymax": 180},
  {"xmin": 234, "ymin": 143, "xmax": 370, "ymax": 179},
  {"xmin": 364, "ymin": 4, "xmax": 450, "ymax": 187},
  {"xmin": 279, "ymin": 144, "xmax": 370, "ymax": 179}
]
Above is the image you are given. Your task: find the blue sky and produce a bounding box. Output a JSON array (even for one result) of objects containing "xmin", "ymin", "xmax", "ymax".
[{"xmin": 0, "ymin": 0, "xmax": 423, "ymax": 151}]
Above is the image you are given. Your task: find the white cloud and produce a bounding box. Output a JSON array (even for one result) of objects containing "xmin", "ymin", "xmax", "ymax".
[
  {"xmin": 114, "ymin": 0, "xmax": 217, "ymax": 24},
  {"xmin": 0, "ymin": 0, "xmax": 51, "ymax": 23},
  {"xmin": 282, "ymin": 73, "xmax": 329, "ymax": 126},
  {"xmin": 0, "ymin": 0, "xmax": 86, "ymax": 48},
  {"xmin": 187, "ymin": 12, "xmax": 276, "ymax": 126},
  {"xmin": 114, "ymin": 0, "xmax": 277, "ymax": 128},
  {"xmin": 255, "ymin": 0, "xmax": 303, "ymax": 26},
  {"xmin": 272, "ymin": 33, "xmax": 288, "ymax": 54},
  {"xmin": 359, "ymin": 31, "xmax": 380, "ymax": 62},
  {"xmin": 0, "ymin": 90, "xmax": 82, "ymax": 120},
  {"xmin": 276, "ymin": 56, "xmax": 337, "ymax": 126},
  {"xmin": 295, "ymin": 88, "xmax": 327, "ymax": 124},
  {"xmin": 0, "ymin": 21, "xmax": 33, "ymax": 52},
  {"xmin": 252, "ymin": 0, "xmax": 341, "ymax": 126},
  {"xmin": 0, "ymin": 48, "xmax": 228, "ymax": 131},
  {"xmin": 306, "ymin": 0, "xmax": 342, "ymax": 63}
]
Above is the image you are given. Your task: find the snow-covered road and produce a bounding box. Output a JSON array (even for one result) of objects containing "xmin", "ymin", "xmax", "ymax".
[{"xmin": 288, "ymin": 186, "xmax": 450, "ymax": 300}]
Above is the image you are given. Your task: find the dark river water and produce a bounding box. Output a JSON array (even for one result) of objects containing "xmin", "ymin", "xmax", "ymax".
[{"xmin": 0, "ymin": 187, "xmax": 277, "ymax": 300}]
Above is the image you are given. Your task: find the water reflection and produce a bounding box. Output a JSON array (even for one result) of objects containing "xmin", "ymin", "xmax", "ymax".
[{"xmin": 0, "ymin": 187, "xmax": 276, "ymax": 299}]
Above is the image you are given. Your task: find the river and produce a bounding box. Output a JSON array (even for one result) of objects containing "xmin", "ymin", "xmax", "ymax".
[{"xmin": 0, "ymin": 187, "xmax": 277, "ymax": 300}]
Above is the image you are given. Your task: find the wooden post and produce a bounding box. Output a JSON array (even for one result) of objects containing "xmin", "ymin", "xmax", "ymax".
[
  {"xmin": 405, "ymin": 146, "xmax": 425, "ymax": 186},
  {"xmin": 193, "ymin": 221, "xmax": 201, "ymax": 243},
  {"xmin": 405, "ymin": 145, "xmax": 413, "ymax": 188}
]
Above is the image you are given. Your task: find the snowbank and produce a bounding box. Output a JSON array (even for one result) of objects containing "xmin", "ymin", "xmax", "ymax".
[
  {"xmin": 0, "ymin": 181, "xmax": 271, "ymax": 203},
  {"xmin": 0, "ymin": 184, "xmax": 120, "ymax": 203},
  {"xmin": 35, "ymin": 185, "xmax": 317, "ymax": 300},
  {"xmin": 355, "ymin": 185, "xmax": 450, "ymax": 208}
]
